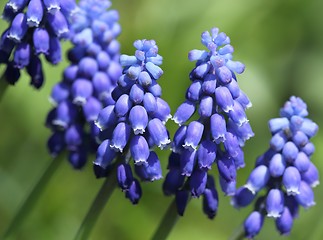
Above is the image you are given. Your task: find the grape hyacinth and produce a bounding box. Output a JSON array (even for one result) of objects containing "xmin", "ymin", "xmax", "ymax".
[
  {"xmin": 94, "ymin": 39, "xmax": 171, "ymax": 204},
  {"xmin": 232, "ymin": 96, "xmax": 319, "ymax": 238},
  {"xmin": 0, "ymin": 0, "xmax": 78, "ymax": 88},
  {"xmin": 46, "ymin": 0, "xmax": 122, "ymax": 169},
  {"xmin": 162, "ymin": 27, "xmax": 254, "ymax": 218}
]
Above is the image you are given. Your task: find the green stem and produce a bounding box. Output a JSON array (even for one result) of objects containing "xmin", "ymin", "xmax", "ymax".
[
  {"xmin": 74, "ymin": 162, "xmax": 119, "ymax": 240},
  {"xmin": 229, "ymin": 224, "xmax": 245, "ymax": 240},
  {"xmin": 2, "ymin": 155, "xmax": 64, "ymax": 239},
  {"xmin": 151, "ymin": 198, "xmax": 179, "ymax": 240},
  {"xmin": 0, "ymin": 71, "xmax": 9, "ymax": 101}
]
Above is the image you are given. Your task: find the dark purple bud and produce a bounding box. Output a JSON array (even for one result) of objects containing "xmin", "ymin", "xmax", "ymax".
[
  {"xmin": 244, "ymin": 211, "xmax": 264, "ymax": 239},
  {"xmin": 26, "ymin": 0, "xmax": 43, "ymax": 27},
  {"xmin": 47, "ymin": 10, "xmax": 69, "ymax": 39},
  {"xmin": 295, "ymin": 181, "xmax": 315, "ymax": 209},
  {"xmin": 47, "ymin": 131, "xmax": 65, "ymax": 157},
  {"xmin": 245, "ymin": 165, "xmax": 270, "ymax": 194},
  {"xmin": 13, "ymin": 42, "xmax": 30, "ymax": 69},
  {"xmin": 95, "ymin": 105, "xmax": 117, "ymax": 130},
  {"xmin": 231, "ymin": 187, "xmax": 255, "ymax": 208},
  {"xmin": 71, "ymin": 79, "xmax": 93, "ymax": 105},
  {"xmin": 27, "ymin": 55, "xmax": 44, "ymax": 89},
  {"xmin": 186, "ymin": 80, "xmax": 202, "ymax": 102},
  {"xmin": 173, "ymin": 101, "xmax": 195, "ymax": 125},
  {"xmin": 125, "ymin": 179, "xmax": 142, "ymax": 204},
  {"xmin": 210, "ymin": 113, "xmax": 226, "ymax": 143},
  {"xmin": 46, "ymin": 37, "xmax": 62, "ymax": 64},
  {"xmin": 301, "ymin": 162, "xmax": 319, "ymax": 187},
  {"xmin": 176, "ymin": 190, "xmax": 190, "ymax": 216},
  {"xmin": 294, "ymin": 151, "xmax": 310, "ymax": 173},
  {"xmin": 227, "ymin": 119, "xmax": 254, "ymax": 145},
  {"xmin": 110, "ymin": 122, "xmax": 131, "ymax": 153},
  {"xmin": 6, "ymin": 0, "xmax": 28, "ymax": 13},
  {"xmin": 83, "ymin": 97, "xmax": 102, "ymax": 122},
  {"xmin": 180, "ymin": 149, "xmax": 197, "ymax": 176},
  {"xmin": 8, "ymin": 13, "xmax": 28, "ymax": 42},
  {"xmin": 183, "ymin": 121, "xmax": 204, "ymax": 151},
  {"xmin": 198, "ymin": 96, "xmax": 213, "ymax": 118},
  {"xmin": 141, "ymin": 92, "xmax": 156, "ymax": 114},
  {"xmin": 215, "ymin": 86, "xmax": 234, "ymax": 112},
  {"xmin": 129, "ymin": 105, "xmax": 148, "ymax": 135},
  {"xmin": 285, "ymin": 195, "xmax": 299, "ymax": 218},
  {"xmin": 269, "ymin": 153, "xmax": 286, "ymax": 178},
  {"xmin": 283, "ymin": 166, "xmax": 301, "ymax": 196},
  {"xmin": 148, "ymin": 118, "xmax": 170, "ymax": 149},
  {"xmin": 117, "ymin": 163, "xmax": 133, "ymax": 190},
  {"xmin": 190, "ymin": 169, "xmax": 207, "ymax": 198},
  {"xmin": 275, "ymin": 207, "xmax": 293, "ymax": 235},
  {"xmin": 162, "ymin": 169, "xmax": 185, "ymax": 196},
  {"xmin": 130, "ymin": 135, "xmax": 150, "ymax": 165},
  {"xmin": 266, "ymin": 189, "xmax": 284, "ymax": 218},
  {"xmin": 203, "ymin": 187, "xmax": 218, "ymax": 219},
  {"xmin": 232, "ymin": 147, "xmax": 245, "ymax": 169},
  {"xmin": 115, "ymin": 94, "xmax": 132, "ymax": 117},
  {"xmin": 135, "ymin": 151, "xmax": 162, "ymax": 181},
  {"xmin": 33, "ymin": 28, "xmax": 50, "ymax": 55},
  {"xmin": 197, "ymin": 140, "xmax": 217, "ymax": 170},
  {"xmin": 68, "ymin": 148, "xmax": 87, "ymax": 169}
]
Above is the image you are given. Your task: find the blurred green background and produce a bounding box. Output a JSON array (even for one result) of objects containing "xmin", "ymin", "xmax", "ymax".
[{"xmin": 1, "ymin": 0, "xmax": 323, "ymax": 239}]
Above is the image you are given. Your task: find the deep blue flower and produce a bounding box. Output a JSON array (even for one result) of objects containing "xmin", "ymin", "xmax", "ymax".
[
  {"xmin": 94, "ymin": 39, "xmax": 171, "ymax": 204},
  {"xmin": 232, "ymin": 96, "xmax": 319, "ymax": 237},
  {"xmin": 0, "ymin": 0, "xmax": 77, "ymax": 88},
  {"xmin": 46, "ymin": 0, "xmax": 122, "ymax": 169},
  {"xmin": 163, "ymin": 27, "xmax": 254, "ymax": 218}
]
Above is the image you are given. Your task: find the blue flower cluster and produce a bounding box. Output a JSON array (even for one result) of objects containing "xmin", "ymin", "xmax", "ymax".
[
  {"xmin": 162, "ymin": 27, "xmax": 254, "ymax": 218},
  {"xmin": 232, "ymin": 96, "xmax": 319, "ymax": 238},
  {"xmin": 94, "ymin": 39, "xmax": 171, "ymax": 204},
  {"xmin": 46, "ymin": 0, "xmax": 122, "ymax": 169},
  {"xmin": 0, "ymin": 0, "xmax": 77, "ymax": 88}
]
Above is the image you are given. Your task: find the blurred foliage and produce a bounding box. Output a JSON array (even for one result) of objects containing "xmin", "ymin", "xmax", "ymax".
[{"xmin": 1, "ymin": 0, "xmax": 323, "ymax": 239}]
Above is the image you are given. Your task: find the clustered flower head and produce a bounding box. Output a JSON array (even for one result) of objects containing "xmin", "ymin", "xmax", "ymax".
[
  {"xmin": 0, "ymin": 0, "xmax": 78, "ymax": 88},
  {"xmin": 232, "ymin": 96, "xmax": 319, "ymax": 238},
  {"xmin": 46, "ymin": 0, "xmax": 122, "ymax": 169},
  {"xmin": 162, "ymin": 27, "xmax": 254, "ymax": 218},
  {"xmin": 94, "ymin": 39, "xmax": 171, "ymax": 204}
]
